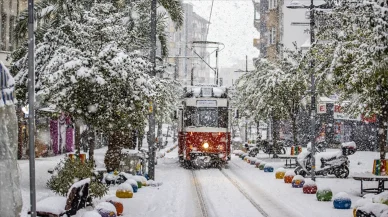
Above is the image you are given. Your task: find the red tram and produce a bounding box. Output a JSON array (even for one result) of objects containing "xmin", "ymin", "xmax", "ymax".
[{"xmin": 177, "ymin": 86, "xmax": 231, "ymax": 168}]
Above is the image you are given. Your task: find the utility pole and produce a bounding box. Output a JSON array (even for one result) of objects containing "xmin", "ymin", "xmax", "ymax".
[
  {"xmin": 148, "ymin": 0, "xmax": 157, "ymax": 180},
  {"xmin": 286, "ymin": 0, "xmax": 317, "ymax": 182},
  {"xmin": 309, "ymin": 0, "xmax": 317, "ymax": 182},
  {"xmin": 28, "ymin": 0, "xmax": 36, "ymax": 216}
]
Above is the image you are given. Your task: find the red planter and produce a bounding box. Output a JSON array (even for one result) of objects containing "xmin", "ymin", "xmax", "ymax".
[{"xmin": 303, "ymin": 185, "xmax": 318, "ymax": 194}]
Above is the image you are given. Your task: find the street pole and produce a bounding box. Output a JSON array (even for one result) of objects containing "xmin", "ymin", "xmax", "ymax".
[
  {"xmin": 148, "ymin": 0, "xmax": 157, "ymax": 180},
  {"xmin": 28, "ymin": 0, "xmax": 36, "ymax": 216},
  {"xmin": 309, "ymin": 0, "xmax": 316, "ymax": 181}
]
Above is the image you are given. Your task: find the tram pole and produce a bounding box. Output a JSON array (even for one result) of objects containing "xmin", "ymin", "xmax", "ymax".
[
  {"xmin": 148, "ymin": 0, "xmax": 157, "ymax": 180},
  {"xmin": 28, "ymin": 0, "xmax": 37, "ymax": 215}
]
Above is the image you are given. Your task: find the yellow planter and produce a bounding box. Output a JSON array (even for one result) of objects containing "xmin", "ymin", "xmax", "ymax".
[
  {"xmin": 275, "ymin": 171, "xmax": 285, "ymax": 179},
  {"xmin": 116, "ymin": 190, "xmax": 133, "ymax": 198}
]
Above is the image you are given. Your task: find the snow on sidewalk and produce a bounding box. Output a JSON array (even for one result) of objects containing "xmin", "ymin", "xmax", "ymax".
[{"xmin": 228, "ymin": 150, "xmax": 381, "ymax": 217}]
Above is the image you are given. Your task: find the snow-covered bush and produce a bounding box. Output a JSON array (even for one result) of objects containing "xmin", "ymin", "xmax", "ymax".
[{"xmin": 47, "ymin": 158, "xmax": 108, "ymax": 198}]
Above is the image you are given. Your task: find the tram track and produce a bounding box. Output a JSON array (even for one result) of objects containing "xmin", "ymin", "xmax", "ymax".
[
  {"xmin": 219, "ymin": 168, "xmax": 269, "ymax": 217},
  {"xmin": 191, "ymin": 170, "xmax": 210, "ymax": 217},
  {"xmin": 191, "ymin": 167, "xmax": 269, "ymax": 217}
]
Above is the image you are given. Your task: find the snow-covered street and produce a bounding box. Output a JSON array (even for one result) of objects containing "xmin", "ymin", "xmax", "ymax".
[{"xmin": 18, "ymin": 141, "xmax": 384, "ymax": 217}]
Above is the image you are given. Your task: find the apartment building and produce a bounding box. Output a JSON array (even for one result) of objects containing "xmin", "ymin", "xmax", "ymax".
[
  {"xmin": 166, "ymin": 3, "xmax": 210, "ymax": 85},
  {"xmin": 253, "ymin": 0, "xmax": 310, "ymax": 60},
  {"xmin": 0, "ymin": 0, "xmax": 20, "ymax": 66}
]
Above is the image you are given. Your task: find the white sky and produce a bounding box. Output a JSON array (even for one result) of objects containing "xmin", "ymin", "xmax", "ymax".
[{"xmin": 184, "ymin": 0, "xmax": 259, "ymax": 68}]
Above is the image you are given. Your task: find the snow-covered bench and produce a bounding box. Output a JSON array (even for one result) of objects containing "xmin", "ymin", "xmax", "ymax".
[
  {"xmin": 353, "ymin": 173, "xmax": 388, "ymax": 196},
  {"xmin": 277, "ymin": 154, "xmax": 298, "ymax": 168},
  {"xmin": 29, "ymin": 178, "xmax": 91, "ymax": 217}
]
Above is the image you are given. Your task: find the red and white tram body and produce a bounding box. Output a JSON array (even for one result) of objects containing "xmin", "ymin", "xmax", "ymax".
[{"xmin": 178, "ymin": 86, "xmax": 231, "ymax": 167}]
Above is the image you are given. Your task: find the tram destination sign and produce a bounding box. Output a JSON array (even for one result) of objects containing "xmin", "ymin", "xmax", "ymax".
[{"xmin": 197, "ymin": 100, "xmax": 217, "ymax": 107}]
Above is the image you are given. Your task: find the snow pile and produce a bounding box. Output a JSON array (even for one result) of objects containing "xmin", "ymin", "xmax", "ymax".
[
  {"xmin": 95, "ymin": 202, "xmax": 117, "ymax": 215},
  {"xmin": 264, "ymin": 163, "xmax": 273, "ymax": 168},
  {"xmin": 82, "ymin": 210, "xmax": 102, "ymax": 217},
  {"xmin": 354, "ymin": 198, "xmax": 372, "ymax": 208},
  {"xmin": 67, "ymin": 178, "xmax": 90, "ymax": 197},
  {"xmin": 303, "ymin": 179, "xmax": 316, "ymax": 187},
  {"xmin": 285, "ymin": 170, "xmax": 296, "ymax": 176},
  {"xmin": 342, "ymin": 141, "xmax": 356, "ymax": 148},
  {"xmin": 297, "ymin": 150, "xmax": 310, "ymax": 167},
  {"xmin": 315, "ymin": 151, "xmax": 343, "ymax": 169},
  {"xmin": 276, "ymin": 167, "xmax": 286, "ymax": 172},
  {"xmin": 358, "ymin": 203, "xmax": 388, "ymax": 216},
  {"xmin": 35, "ymin": 196, "xmax": 67, "ymax": 215},
  {"xmin": 333, "ymin": 192, "xmax": 350, "ymax": 200},
  {"xmin": 292, "ymin": 175, "xmax": 305, "ymax": 182},
  {"xmin": 146, "ymin": 180, "xmax": 163, "ymax": 187},
  {"xmin": 117, "ymin": 183, "xmax": 133, "ymax": 192},
  {"xmin": 373, "ymin": 192, "xmax": 388, "ymax": 205},
  {"xmin": 125, "ymin": 178, "xmax": 137, "ymax": 187},
  {"xmin": 213, "ymin": 87, "xmax": 226, "ymax": 97}
]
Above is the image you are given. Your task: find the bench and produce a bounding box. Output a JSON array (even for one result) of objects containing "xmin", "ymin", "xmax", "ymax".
[
  {"xmin": 277, "ymin": 154, "xmax": 298, "ymax": 168},
  {"xmin": 29, "ymin": 178, "xmax": 91, "ymax": 217},
  {"xmin": 353, "ymin": 173, "xmax": 388, "ymax": 196}
]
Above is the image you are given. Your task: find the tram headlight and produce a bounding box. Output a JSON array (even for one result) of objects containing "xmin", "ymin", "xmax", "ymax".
[{"xmin": 203, "ymin": 142, "xmax": 209, "ymax": 149}]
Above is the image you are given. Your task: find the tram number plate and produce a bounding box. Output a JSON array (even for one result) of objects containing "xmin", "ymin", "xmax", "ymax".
[{"xmin": 197, "ymin": 100, "xmax": 217, "ymax": 107}]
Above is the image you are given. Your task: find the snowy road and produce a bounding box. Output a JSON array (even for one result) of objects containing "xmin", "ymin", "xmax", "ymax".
[
  {"xmin": 191, "ymin": 169, "xmax": 266, "ymax": 217},
  {"xmin": 19, "ymin": 145, "xmax": 373, "ymax": 217}
]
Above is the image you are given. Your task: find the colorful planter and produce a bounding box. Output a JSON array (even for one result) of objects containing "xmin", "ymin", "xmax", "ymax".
[
  {"xmin": 333, "ymin": 192, "xmax": 352, "ymax": 209},
  {"xmin": 264, "ymin": 164, "xmax": 274, "ymax": 172},
  {"xmin": 303, "ymin": 180, "xmax": 317, "ymax": 194},
  {"xmin": 250, "ymin": 158, "xmax": 256, "ymax": 165},
  {"xmin": 291, "ymin": 146, "xmax": 302, "ymax": 155},
  {"xmin": 255, "ymin": 160, "xmax": 262, "ymax": 168},
  {"xmin": 107, "ymin": 200, "xmax": 124, "ymax": 216},
  {"xmin": 96, "ymin": 202, "xmax": 117, "ymax": 217},
  {"xmin": 373, "ymin": 159, "xmax": 388, "ymax": 175},
  {"xmin": 316, "ymin": 188, "xmax": 333, "ymax": 201},
  {"xmin": 292, "ymin": 175, "xmax": 305, "ymax": 188},
  {"xmin": 284, "ymin": 171, "xmax": 296, "ymax": 183},
  {"xmin": 259, "ymin": 162, "xmax": 266, "ymax": 170},
  {"xmin": 275, "ymin": 168, "xmax": 286, "ymax": 179}
]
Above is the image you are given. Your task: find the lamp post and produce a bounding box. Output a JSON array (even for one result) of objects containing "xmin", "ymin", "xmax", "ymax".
[
  {"xmin": 148, "ymin": 0, "xmax": 157, "ymax": 180},
  {"xmin": 286, "ymin": 0, "xmax": 316, "ymax": 181},
  {"xmin": 28, "ymin": 0, "xmax": 37, "ymax": 215}
]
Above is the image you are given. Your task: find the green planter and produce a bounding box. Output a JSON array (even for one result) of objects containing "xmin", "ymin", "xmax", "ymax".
[
  {"xmin": 316, "ymin": 189, "xmax": 333, "ymax": 201},
  {"xmin": 259, "ymin": 163, "xmax": 266, "ymax": 170},
  {"xmin": 137, "ymin": 181, "xmax": 142, "ymax": 188}
]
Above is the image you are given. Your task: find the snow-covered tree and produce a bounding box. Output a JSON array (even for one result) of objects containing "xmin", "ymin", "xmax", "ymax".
[
  {"xmin": 306, "ymin": 0, "xmax": 388, "ymax": 159},
  {"xmin": 236, "ymin": 47, "xmax": 308, "ymax": 148},
  {"xmin": 12, "ymin": 2, "xmax": 181, "ymax": 170}
]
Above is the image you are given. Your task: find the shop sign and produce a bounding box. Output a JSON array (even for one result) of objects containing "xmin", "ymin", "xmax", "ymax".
[
  {"xmin": 333, "ymin": 105, "xmax": 361, "ymax": 121},
  {"xmin": 317, "ymin": 103, "xmax": 327, "ymax": 114}
]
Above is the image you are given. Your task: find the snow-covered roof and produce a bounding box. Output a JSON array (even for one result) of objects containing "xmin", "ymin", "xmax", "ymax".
[
  {"xmin": 183, "ymin": 86, "xmax": 228, "ymax": 98},
  {"xmin": 0, "ymin": 62, "xmax": 15, "ymax": 108},
  {"xmin": 301, "ymin": 38, "xmax": 311, "ymax": 49}
]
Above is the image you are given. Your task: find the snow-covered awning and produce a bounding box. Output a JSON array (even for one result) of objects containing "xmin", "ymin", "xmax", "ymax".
[{"xmin": 0, "ymin": 62, "xmax": 15, "ymax": 108}]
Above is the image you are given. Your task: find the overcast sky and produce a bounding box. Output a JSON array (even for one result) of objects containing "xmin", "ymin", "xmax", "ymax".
[{"xmin": 183, "ymin": 0, "xmax": 259, "ymax": 69}]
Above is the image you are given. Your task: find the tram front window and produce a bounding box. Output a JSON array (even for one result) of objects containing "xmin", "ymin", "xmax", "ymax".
[{"xmin": 197, "ymin": 108, "xmax": 218, "ymax": 127}]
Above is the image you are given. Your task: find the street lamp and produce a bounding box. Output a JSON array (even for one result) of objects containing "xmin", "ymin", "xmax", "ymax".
[{"xmin": 286, "ymin": 0, "xmax": 317, "ymax": 181}]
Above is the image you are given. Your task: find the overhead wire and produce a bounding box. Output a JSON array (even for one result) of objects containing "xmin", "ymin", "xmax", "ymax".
[{"xmin": 205, "ymin": 0, "xmax": 215, "ymax": 41}]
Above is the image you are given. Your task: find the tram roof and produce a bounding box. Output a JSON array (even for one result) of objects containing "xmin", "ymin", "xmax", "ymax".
[{"xmin": 183, "ymin": 86, "xmax": 228, "ymax": 98}]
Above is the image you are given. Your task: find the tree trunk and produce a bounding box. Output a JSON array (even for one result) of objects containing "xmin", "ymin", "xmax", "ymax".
[
  {"xmin": 291, "ymin": 115, "xmax": 298, "ymax": 146},
  {"xmin": 272, "ymin": 114, "xmax": 280, "ymax": 158},
  {"xmin": 88, "ymin": 127, "xmax": 95, "ymax": 164},
  {"xmin": 256, "ymin": 121, "xmax": 260, "ymax": 140},
  {"xmin": 157, "ymin": 122, "xmax": 162, "ymax": 149},
  {"xmin": 75, "ymin": 120, "xmax": 81, "ymax": 156},
  {"xmin": 379, "ymin": 108, "xmax": 388, "ymax": 160},
  {"xmin": 104, "ymin": 131, "xmax": 125, "ymax": 172}
]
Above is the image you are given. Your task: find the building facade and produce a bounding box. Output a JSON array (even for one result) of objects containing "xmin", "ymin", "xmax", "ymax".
[
  {"xmin": 166, "ymin": 3, "xmax": 210, "ymax": 85},
  {"xmin": 0, "ymin": 0, "xmax": 20, "ymax": 66},
  {"xmin": 253, "ymin": 0, "xmax": 311, "ymax": 61}
]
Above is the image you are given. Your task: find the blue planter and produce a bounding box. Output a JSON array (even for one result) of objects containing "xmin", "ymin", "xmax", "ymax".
[
  {"xmin": 130, "ymin": 183, "xmax": 138, "ymax": 193},
  {"xmin": 333, "ymin": 199, "xmax": 352, "ymax": 209},
  {"xmin": 292, "ymin": 180, "xmax": 305, "ymax": 188},
  {"xmin": 264, "ymin": 167, "xmax": 274, "ymax": 172}
]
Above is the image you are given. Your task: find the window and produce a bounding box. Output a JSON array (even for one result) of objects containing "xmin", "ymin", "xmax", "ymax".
[
  {"xmin": 197, "ymin": 108, "xmax": 218, "ymax": 127},
  {"xmin": 269, "ymin": 27, "xmax": 276, "ymax": 44},
  {"xmin": 269, "ymin": 0, "xmax": 273, "ymax": 9},
  {"xmin": 274, "ymin": 0, "xmax": 277, "ymax": 8}
]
